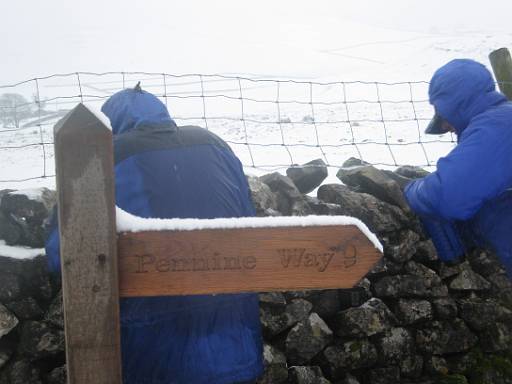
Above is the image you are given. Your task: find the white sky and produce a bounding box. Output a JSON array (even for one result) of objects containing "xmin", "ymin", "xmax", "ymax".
[{"xmin": 1, "ymin": 0, "xmax": 511, "ymax": 84}]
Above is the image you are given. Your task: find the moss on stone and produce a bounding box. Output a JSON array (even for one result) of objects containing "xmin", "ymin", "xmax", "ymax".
[
  {"xmin": 439, "ymin": 374, "xmax": 469, "ymax": 384},
  {"xmin": 347, "ymin": 339, "xmax": 364, "ymax": 354},
  {"xmin": 464, "ymin": 349, "xmax": 512, "ymax": 384}
]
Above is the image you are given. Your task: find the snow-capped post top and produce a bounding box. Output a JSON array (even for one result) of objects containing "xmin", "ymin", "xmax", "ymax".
[{"xmin": 116, "ymin": 207, "xmax": 383, "ymax": 297}]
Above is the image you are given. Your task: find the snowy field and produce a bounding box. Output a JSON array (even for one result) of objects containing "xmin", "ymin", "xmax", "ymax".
[{"xmin": 1, "ymin": 0, "xmax": 511, "ymax": 190}]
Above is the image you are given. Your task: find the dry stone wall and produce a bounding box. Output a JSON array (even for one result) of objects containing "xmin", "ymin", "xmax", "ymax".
[{"xmin": 1, "ymin": 159, "xmax": 512, "ymax": 384}]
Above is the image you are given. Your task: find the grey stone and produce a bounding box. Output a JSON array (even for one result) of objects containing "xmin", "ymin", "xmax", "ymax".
[
  {"xmin": 449, "ymin": 262, "xmax": 491, "ymax": 291},
  {"xmin": 322, "ymin": 339, "xmax": 378, "ymax": 377},
  {"xmin": 286, "ymin": 159, "xmax": 328, "ymax": 194},
  {"xmin": 285, "ymin": 313, "xmax": 333, "ymax": 364},
  {"xmin": 384, "ymin": 230, "xmax": 419, "ymax": 263},
  {"xmin": 338, "ymin": 373, "xmax": 361, "ymax": 384},
  {"xmin": 439, "ymin": 263, "xmax": 461, "ymax": 280},
  {"xmin": 336, "ymin": 165, "xmax": 410, "ymax": 211},
  {"xmin": 467, "ymin": 248, "xmax": 506, "ymax": 277},
  {"xmin": 338, "ymin": 286, "xmax": 372, "ymax": 310},
  {"xmin": 305, "ymin": 290, "xmax": 342, "ymax": 318},
  {"xmin": 405, "ymin": 261, "xmax": 442, "ymax": 287},
  {"xmin": 259, "ymin": 292, "xmax": 287, "ymax": 307},
  {"xmin": 260, "ymin": 173, "xmax": 312, "ymax": 215},
  {"xmin": 446, "ymin": 353, "xmax": 478, "ymax": 375},
  {"xmin": 44, "ymin": 291, "xmax": 63, "ymax": 329},
  {"xmin": 394, "ymin": 165, "xmax": 430, "ymax": 179},
  {"xmin": 342, "ymin": 157, "xmax": 370, "ymax": 168},
  {"xmin": 366, "ymin": 366, "xmax": 400, "ymax": 384},
  {"xmin": 257, "ymin": 344, "xmax": 288, "ymax": 384},
  {"xmin": 458, "ymin": 298, "xmax": 512, "ymax": 331},
  {"xmin": 0, "ymin": 189, "xmax": 15, "ymax": 200},
  {"xmin": 471, "ymin": 369, "xmax": 512, "ymax": 384},
  {"xmin": 490, "ymin": 273, "xmax": 512, "ymax": 291},
  {"xmin": 260, "ymin": 299, "xmax": 312, "ymax": 338},
  {"xmin": 0, "ymin": 342, "xmax": 13, "ymax": 370},
  {"xmin": 18, "ymin": 321, "xmax": 65, "ymax": 358},
  {"xmin": 413, "ymin": 240, "xmax": 439, "ymax": 263},
  {"xmin": 288, "ymin": 366, "xmax": 331, "ymax": 384},
  {"xmin": 416, "ymin": 319, "xmax": 477, "ymax": 355},
  {"xmin": 382, "ymin": 169, "xmax": 413, "ymax": 190},
  {"xmin": 4, "ymin": 297, "xmax": 43, "ymax": 320},
  {"xmin": 479, "ymin": 322, "xmax": 512, "ymax": 352},
  {"xmin": 317, "ymin": 184, "xmax": 409, "ymax": 234},
  {"xmin": 373, "ymin": 274, "xmax": 448, "ymax": 299},
  {"xmin": 0, "ymin": 210, "xmax": 21, "ymax": 245},
  {"xmin": 284, "ymin": 291, "xmax": 310, "ymax": 300},
  {"xmin": 0, "ymin": 255, "xmax": 24, "ymax": 275},
  {"xmin": 0, "ymin": 273, "xmax": 22, "ymax": 302},
  {"xmin": 247, "ymin": 176, "xmax": 279, "ymax": 216},
  {"xmin": 333, "ymin": 298, "xmax": 395, "ymax": 337},
  {"xmin": 432, "ymin": 297, "xmax": 458, "ymax": 320},
  {"xmin": 0, "ymin": 304, "xmax": 18, "ymax": 338},
  {"xmin": 1, "ymin": 360, "xmax": 42, "ymax": 384},
  {"xmin": 305, "ymin": 197, "xmax": 345, "ymax": 216},
  {"xmin": 493, "ymin": 278, "xmax": 512, "ymax": 310},
  {"xmin": 394, "ymin": 299, "xmax": 433, "ymax": 325},
  {"xmin": 367, "ymin": 255, "xmax": 404, "ymax": 278},
  {"xmin": 424, "ymin": 355, "xmax": 449, "ymax": 376},
  {"xmin": 0, "ymin": 188, "xmax": 56, "ymax": 248},
  {"xmin": 21, "ymin": 256, "xmax": 53, "ymax": 302},
  {"xmin": 400, "ymin": 354, "xmax": 424, "ymax": 378},
  {"xmin": 46, "ymin": 366, "xmax": 66, "ymax": 384},
  {"xmin": 376, "ymin": 327, "xmax": 414, "ymax": 364}
]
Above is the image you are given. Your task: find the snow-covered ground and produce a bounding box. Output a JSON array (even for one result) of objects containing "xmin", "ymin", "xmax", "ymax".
[{"xmin": 1, "ymin": 0, "xmax": 511, "ymax": 189}]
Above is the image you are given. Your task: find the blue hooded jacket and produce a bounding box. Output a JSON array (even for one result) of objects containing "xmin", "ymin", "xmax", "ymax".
[
  {"xmin": 405, "ymin": 59, "xmax": 512, "ymax": 276},
  {"xmin": 46, "ymin": 89, "xmax": 263, "ymax": 384}
]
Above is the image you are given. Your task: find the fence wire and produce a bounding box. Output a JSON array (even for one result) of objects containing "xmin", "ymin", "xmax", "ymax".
[{"xmin": 0, "ymin": 71, "xmax": 462, "ymax": 185}]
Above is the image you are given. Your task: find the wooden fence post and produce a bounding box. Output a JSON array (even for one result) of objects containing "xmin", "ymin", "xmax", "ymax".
[
  {"xmin": 54, "ymin": 104, "xmax": 122, "ymax": 384},
  {"xmin": 489, "ymin": 47, "xmax": 512, "ymax": 100}
]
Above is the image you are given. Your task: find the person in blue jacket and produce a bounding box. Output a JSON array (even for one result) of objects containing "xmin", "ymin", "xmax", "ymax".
[
  {"xmin": 46, "ymin": 84, "xmax": 263, "ymax": 384},
  {"xmin": 405, "ymin": 59, "xmax": 512, "ymax": 278}
]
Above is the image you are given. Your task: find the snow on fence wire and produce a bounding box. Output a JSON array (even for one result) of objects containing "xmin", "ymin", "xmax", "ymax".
[{"xmin": 0, "ymin": 71, "xmax": 458, "ymax": 187}]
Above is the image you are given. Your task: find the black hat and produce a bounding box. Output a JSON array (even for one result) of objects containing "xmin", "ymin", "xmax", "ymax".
[{"xmin": 425, "ymin": 113, "xmax": 445, "ymax": 134}]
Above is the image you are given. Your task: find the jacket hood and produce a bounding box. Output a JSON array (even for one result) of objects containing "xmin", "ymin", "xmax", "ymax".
[
  {"xmin": 101, "ymin": 88, "xmax": 175, "ymax": 135},
  {"xmin": 429, "ymin": 59, "xmax": 507, "ymax": 135}
]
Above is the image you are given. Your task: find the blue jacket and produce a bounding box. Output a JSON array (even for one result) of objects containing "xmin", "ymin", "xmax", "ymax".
[
  {"xmin": 46, "ymin": 89, "xmax": 263, "ymax": 384},
  {"xmin": 405, "ymin": 59, "xmax": 512, "ymax": 276}
]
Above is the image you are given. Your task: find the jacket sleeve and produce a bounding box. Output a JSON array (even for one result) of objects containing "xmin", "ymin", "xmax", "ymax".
[
  {"xmin": 417, "ymin": 216, "xmax": 465, "ymax": 262},
  {"xmin": 405, "ymin": 118, "xmax": 512, "ymax": 221},
  {"xmin": 44, "ymin": 207, "xmax": 61, "ymax": 273}
]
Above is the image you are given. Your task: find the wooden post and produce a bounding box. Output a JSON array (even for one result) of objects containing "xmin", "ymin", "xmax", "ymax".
[
  {"xmin": 54, "ymin": 104, "xmax": 122, "ymax": 384},
  {"xmin": 489, "ymin": 47, "xmax": 512, "ymax": 100}
]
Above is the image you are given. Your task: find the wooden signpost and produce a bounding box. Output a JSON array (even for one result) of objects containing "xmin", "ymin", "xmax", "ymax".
[
  {"xmin": 54, "ymin": 104, "xmax": 383, "ymax": 384},
  {"xmin": 118, "ymin": 224, "xmax": 380, "ymax": 297},
  {"xmin": 54, "ymin": 104, "xmax": 122, "ymax": 384}
]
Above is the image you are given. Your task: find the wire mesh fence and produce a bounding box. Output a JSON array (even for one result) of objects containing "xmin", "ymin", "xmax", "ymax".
[{"xmin": 0, "ymin": 71, "xmax": 458, "ymax": 188}]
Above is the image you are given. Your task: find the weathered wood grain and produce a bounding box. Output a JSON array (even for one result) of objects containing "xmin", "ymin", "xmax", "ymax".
[
  {"xmin": 118, "ymin": 225, "xmax": 382, "ymax": 297},
  {"xmin": 54, "ymin": 104, "xmax": 122, "ymax": 384}
]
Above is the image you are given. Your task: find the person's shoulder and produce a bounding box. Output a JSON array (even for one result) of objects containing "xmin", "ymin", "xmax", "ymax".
[
  {"xmin": 475, "ymin": 101, "xmax": 512, "ymax": 127},
  {"xmin": 177, "ymin": 125, "xmax": 233, "ymax": 151},
  {"xmin": 463, "ymin": 103, "xmax": 512, "ymax": 142}
]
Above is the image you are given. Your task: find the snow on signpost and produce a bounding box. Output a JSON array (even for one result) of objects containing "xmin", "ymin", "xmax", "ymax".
[{"xmin": 117, "ymin": 208, "xmax": 383, "ymax": 297}]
